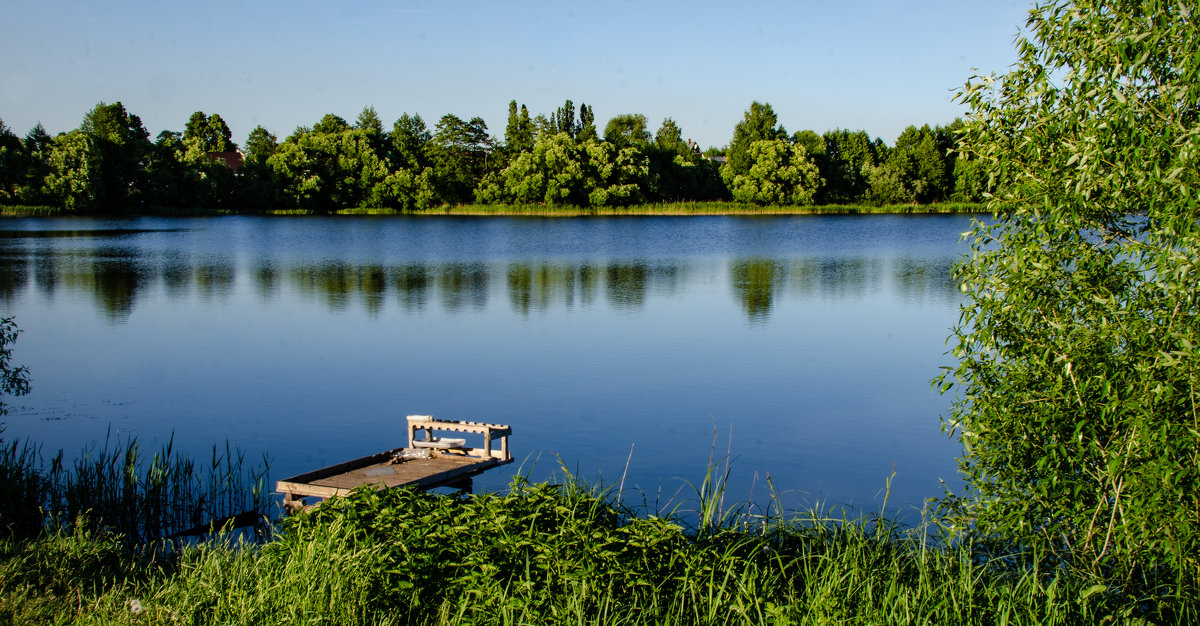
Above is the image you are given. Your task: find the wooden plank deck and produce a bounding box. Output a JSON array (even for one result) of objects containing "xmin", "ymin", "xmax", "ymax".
[{"xmin": 276, "ymin": 415, "xmax": 512, "ymax": 512}]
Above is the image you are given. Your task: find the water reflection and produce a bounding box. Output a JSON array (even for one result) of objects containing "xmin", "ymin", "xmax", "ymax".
[
  {"xmin": 0, "ymin": 244, "xmax": 960, "ymax": 322},
  {"xmin": 507, "ymin": 263, "xmax": 598, "ymax": 314},
  {"xmin": 437, "ymin": 263, "xmax": 489, "ymax": 313},
  {"xmin": 730, "ymin": 258, "xmax": 785, "ymax": 321}
]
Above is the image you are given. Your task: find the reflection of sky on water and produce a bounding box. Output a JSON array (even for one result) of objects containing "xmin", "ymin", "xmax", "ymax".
[{"xmin": 0, "ymin": 214, "xmax": 973, "ymax": 518}]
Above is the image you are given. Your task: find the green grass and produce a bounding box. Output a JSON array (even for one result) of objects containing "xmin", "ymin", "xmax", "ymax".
[
  {"xmin": 2, "ymin": 430, "xmax": 1188, "ymax": 623},
  {"xmin": 1, "ymin": 202, "xmax": 991, "ymax": 218},
  {"xmin": 0, "ymin": 205, "xmax": 65, "ymax": 216},
  {"xmin": 385, "ymin": 201, "xmax": 990, "ymax": 217},
  {"xmin": 2, "ymin": 468, "xmax": 1191, "ymax": 624},
  {"xmin": 1, "ymin": 431, "xmax": 270, "ymax": 545}
]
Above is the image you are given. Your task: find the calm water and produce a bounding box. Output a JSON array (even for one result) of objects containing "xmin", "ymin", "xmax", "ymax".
[{"xmin": 0, "ymin": 214, "xmax": 973, "ymax": 516}]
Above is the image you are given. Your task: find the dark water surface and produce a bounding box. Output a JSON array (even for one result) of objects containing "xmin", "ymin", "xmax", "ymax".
[{"xmin": 0, "ymin": 214, "xmax": 973, "ymax": 516}]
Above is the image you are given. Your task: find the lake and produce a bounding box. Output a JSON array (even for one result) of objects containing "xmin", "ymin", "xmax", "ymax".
[{"xmin": 0, "ymin": 214, "xmax": 973, "ymax": 517}]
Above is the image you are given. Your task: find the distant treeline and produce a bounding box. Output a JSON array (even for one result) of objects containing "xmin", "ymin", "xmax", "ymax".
[{"xmin": 0, "ymin": 101, "xmax": 987, "ymax": 213}]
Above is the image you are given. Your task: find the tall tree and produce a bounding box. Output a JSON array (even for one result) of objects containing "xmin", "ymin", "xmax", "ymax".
[
  {"xmin": 0, "ymin": 118, "xmax": 25, "ymax": 204},
  {"xmin": 430, "ymin": 114, "xmax": 491, "ymax": 203},
  {"xmin": 941, "ymin": 0, "xmax": 1200, "ymax": 597},
  {"xmin": 183, "ymin": 111, "xmax": 235, "ymax": 152},
  {"xmin": 236, "ymin": 126, "xmax": 283, "ymax": 209},
  {"xmin": 503, "ymin": 100, "xmax": 535, "ymax": 155},
  {"xmin": 18, "ymin": 122, "xmax": 53, "ymax": 204},
  {"xmin": 312, "ymin": 113, "xmax": 350, "ymax": 134},
  {"xmin": 243, "ymin": 126, "xmax": 278, "ymax": 166},
  {"xmin": 355, "ymin": 106, "xmax": 384, "ymax": 135},
  {"xmin": 723, "ymin": 101, "xmax": 786, "ymax": 180},
  {"xmin": 77, "ymin": 101, "xmax": 152, "ymax": 209},
  {"xmin": 550, "ymin": 100, "xmax": 577, "ymax": 138},
  {"xmin": 820, "ymin": 129, "xmax": 879, "ymax": 203},
  {"xmin": 391, "ymin": 114, "xmax": 431, "ymax": 171},
  {"xmin": 577, "ymin": 104, "xmax": 598, "ymax": 142},
  {"xmin": 603, "ymin": 114, "xmax": 650, "ymax": 149}
]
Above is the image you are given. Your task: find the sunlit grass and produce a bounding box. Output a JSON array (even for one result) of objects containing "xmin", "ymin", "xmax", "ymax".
[
  {"xmin": 4, "ymin": 460, "xmax": 1188, "ymax": 624},
  {"xmin": 391, "ymin": 201, "xmax": 989, "ymax": 216},
  {"xmin": 2, "ymin": 201, "xmax": 989, "ymax": 218}
]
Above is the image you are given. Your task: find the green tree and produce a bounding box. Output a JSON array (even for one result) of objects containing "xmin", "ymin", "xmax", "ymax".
[
  {"xmin": 949, "ymin": 155, "xmax": 985, "ymax": 202},
  {"xmin": 355, "ymin": 105, "xmax": 387, "ymax": 157},
  {"xmin": 236, "ymin": 126, "xmax": 283, "ymax": 209},
  {"xmin": 891, "ymin": 124, "xmax": 950, "ymax": 202},
  {"xmin": 550, "ymin": 100, "xmax": 577, "ymax": 138},
  {"xmin": 183, "ymin": 111, "xmax": 235, "ymax": 152},
  {"xmin": 268, "ymin": 127, "xmax": 389, "ymax": 211},
  {"xmin": 725, "ymin": 139, "xmax": 821, "ymax": 206},
  {"xmin": 940, "ymin": 0, "xmax": 1200, "ymax": 599},
  {"xmin": 723, "ymin": 101, "xmax": 786, "ymax": 179},
  {"xmin": 503, "ymin": 100, "xmax": 536, "ymax": 158},
  {"xmin": 653, "ymin": 118, "xmax": 688, "ymax": 156},
  {"xmin": 0, "ymin": 118, "xmax": 24, "ymax": 204},
  {"xmin": 603, "ymin": 114, "xmax": 650, "ymax": 150},
  {"xmin": 77, "ymin": 101, "xmax": 153, "ymax": 210},
  {"xmin": 430, "ymin": 114, "xmax": 491, "ymax": 203},
  {"xmin": 577, "ymin": 103, "xmax": 598, "ymax": 142},
  {"xmin": 476, "ymin": 134, "xmax": 647, "ymax": 207},
  {"xmin": 243, "ymin": 126, "xmax": 278, "ymax": 166},
  {"xmin": 819, "ymin": 129, "xmax": 879, "ymax": 203},
  {"xmin": 312, "ymin": 113, "xmax": 350, "ymax": 135},
  {"xmin": 391, "ymin": 114, "xmax": 431, "ymax": 171},
  {"xmin": 43, "ymin": 130, "xmax": 104, "ymax": 211},
  {"xmin": 355, "ymin": 106, "xmax": 384, "ymax": 135},
  {"xmin": 645, "ymin": 118, "xmax": 723, "ymax": 202},
  {"xmin": 862, "ymin": 160, "xmax": 917, "ymax": 205},
  {"xmin": 17, "ymin": 122, "xmax": 53, "ymax": 204}
]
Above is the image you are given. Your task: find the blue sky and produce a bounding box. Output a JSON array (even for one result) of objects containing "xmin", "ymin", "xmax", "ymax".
[{"xmin": 1, "ymin": 0, "xmax": 1032, "ymax": 150}]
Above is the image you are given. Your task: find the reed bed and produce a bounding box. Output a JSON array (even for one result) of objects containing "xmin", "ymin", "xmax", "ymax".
[
  {"xmin": 0, "ymin": 205, "xmax": 64, "ymax": 216},
  {"xmin": 0, "ymin": 201, "xmax": 988, "ymax": 218},
  {"xmin": 0, "ymin": 430, "xmax": 269, "ymax": 544},
  {"xmin": 382, "ymin": 201, "xmax": 989, "ymax": 217}
]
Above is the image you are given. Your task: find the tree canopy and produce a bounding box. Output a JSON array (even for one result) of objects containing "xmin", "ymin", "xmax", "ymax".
[{"xmin": 2, "ymin": 98, "xmax": 980, "ymax": 212}]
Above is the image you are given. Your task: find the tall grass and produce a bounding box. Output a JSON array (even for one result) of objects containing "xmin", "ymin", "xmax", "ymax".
[
  {"xmin": 2, "ymin": 449, "xmax": 1192, "ymax": 623},
  {"xmin": 0, "ymin": 429, "xmax": 269, "ymax": 544},
  {"xmin": 11, "ymin": 473, "xmax": 1183, "ymax": 624},
  {"xmin": 0, "ymin": 205, "xmax": 64, "ymax": 216},
  {"xmin": 394, "ymin": 201, "xmax": 990, "ymax": 217}
]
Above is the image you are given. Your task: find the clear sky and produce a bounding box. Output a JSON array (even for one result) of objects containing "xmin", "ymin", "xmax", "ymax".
[{"xmin": 1, "ymin": 0, "xmax": 1032, "ymax": 150}]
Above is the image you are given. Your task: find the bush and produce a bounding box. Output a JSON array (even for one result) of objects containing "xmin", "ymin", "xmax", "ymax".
[{"xmin": 940, "ymin": 0, "xmax": 1200, "ymax": 601}]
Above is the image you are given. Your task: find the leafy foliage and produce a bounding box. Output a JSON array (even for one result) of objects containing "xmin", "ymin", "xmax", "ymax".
[
  {"xmin": 724, "ymin": 101, "xmax": 787, "ymax": 178},
  {"xmin": 940, "ymin": 0, "xmax": 1200, "ymax": 598},
  {"xmin": 183, "ymin": 111, "xmax": 235, "ymax": 153},
  {"xmin": 5, "ymin": 98, "xmax": 977, "ymax": 212},
  {"xmin": 725, "ymin": 139, "xmax": 821, "ymax": 206},
  {"xmin": 476, "ymin": 133, "xmax": 648, "ymax": 207}
]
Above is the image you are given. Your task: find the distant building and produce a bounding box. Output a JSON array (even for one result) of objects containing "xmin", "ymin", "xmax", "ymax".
[{"xmin": 207, "ymin": 151, "xmax": 245, "ymax": 174}]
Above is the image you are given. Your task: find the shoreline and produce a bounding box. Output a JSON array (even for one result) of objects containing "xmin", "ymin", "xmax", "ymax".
[{"xmin": 1, "ymin": 201, "xmax": 992, "ymax": 218}]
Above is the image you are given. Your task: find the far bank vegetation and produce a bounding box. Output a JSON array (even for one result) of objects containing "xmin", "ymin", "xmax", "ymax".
[{"xmin": 0, "ymin": 100, "xmax": 987, "ymax": 215}]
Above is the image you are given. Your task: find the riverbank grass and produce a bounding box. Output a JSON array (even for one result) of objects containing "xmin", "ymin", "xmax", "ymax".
[
  {"xmin": 4, "ymin": 473, "xmax": 1186, "ymax": 624},
  {"xmin": 2, "ymin": 202, "xmax": 989, "ymax": 217}
]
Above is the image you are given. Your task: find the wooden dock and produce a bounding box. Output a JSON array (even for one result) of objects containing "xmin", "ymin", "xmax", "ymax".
[{"xmin": 276, "ymin": 415, "xmax": 512, "ymax": 512}]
